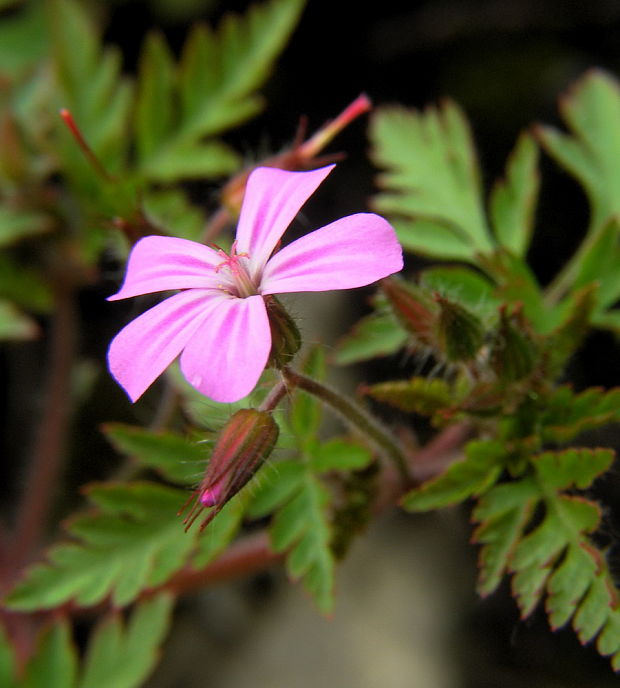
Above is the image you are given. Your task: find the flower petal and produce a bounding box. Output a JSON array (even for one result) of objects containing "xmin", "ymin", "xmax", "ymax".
[
  {"xmin": 108, "ymin": 289, "xmax": 225, "ymax": 402},
  {"xmin": 261, "ymin": 213, "xmax": 403, "ymax": 294},
  {"xmin": 180, "ymin": 294, "xmax": 271, "ymax": 403},
  {"xmin": 235, "ymin": 165, "xmax": 335, "ymax": 277},
  {"xmin": 108, "ymin": 236, "xmax": 226, "ymax": 301}
]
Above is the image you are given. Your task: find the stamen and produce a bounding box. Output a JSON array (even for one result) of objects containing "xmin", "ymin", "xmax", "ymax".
[{"xmin": 211, "ymin": 241, "xmax": 255, "ymax": 297}]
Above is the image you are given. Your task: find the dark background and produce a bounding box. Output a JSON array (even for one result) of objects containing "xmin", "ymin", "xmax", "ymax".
[{"xmin": 9, "ymin": 1, "xmax": 620, "ymax": 686}]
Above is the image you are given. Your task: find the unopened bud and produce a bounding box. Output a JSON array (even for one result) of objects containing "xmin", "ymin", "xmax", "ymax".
[
  {"xmin": 490, "ymin": 306, "xmax": 537, "ymax": 383},
  {"xmin": 266, "ymin": 296, "xmax": 301, "ymax": 368},
  {"xmin": 435, "ymin": 294, "xmax": 484, "ymax": 362},
  {"xmin": 181, "ymin": 409, "xmax": 279, "ymax": 531},
  {"xmin": 381, "ymin": 277, "xmax": 437, "ymax": 346}
]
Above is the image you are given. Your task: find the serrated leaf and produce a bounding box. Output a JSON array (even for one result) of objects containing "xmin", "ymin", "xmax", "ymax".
[
  {"xmin": 24, "ymin": 622, "xmax": 77, "ymax": 688},
  {"xmin": 49, "ymin": 0, "xmax": 132, "ymax": 177},
  {"xmin": 270, "ymin": 471, "xmax": 334, "ymax": 613},
  {"xmin": 403, "ymin": 439, "xmax": 505, "ymax": 511},
  {"xmin": 79, "ymin": 594, "xmax": 173, "ymax": 688},
  {"xmin": 309, "ymin": 438, "xmax": 372, "ymax": 473},
  {"xmin": 103, "ymin": 423, "xmax": 208, "ymax": 485},
  {"xmin": 6, "ymin": 482, "xmax": 195, "ymax": 610},
  {"xmin": 135, "ymin": 0, "xmax": 304, "ymax": 181},
  {"xmin": 471, "ymin": 445, "xmax": 620, "ymax": 669},
  {"xmin": 0, "ymin": 298, "xmax": 38, "ymax": 340},
  {"xmin": 538, "ymin": 69, "xmax": 620, "ymax": 231},
  {"xmin": 540, "ymin": 386, "xmax": 620, "ymax": 444},
  {"xmin": 0, "ymin": 0, "xmax": 48, "ymax": 79},
  {"xmin": 333, "ymin": 310, "xmax": 407, "ymax": 365},
  {"xmin": 0, "ymin": 206, "xmax": 51, "ymax": 246},
  {"xmin": 364, "ymin": 377, "xmax": 454, "ymax": 416},
  {"xmin": 370, "ymin": 101, "xmax": 494, "ymax": 262},
  {"xmin": 490, "ymin": 133, "xmax": 539, "ymax": 257}
]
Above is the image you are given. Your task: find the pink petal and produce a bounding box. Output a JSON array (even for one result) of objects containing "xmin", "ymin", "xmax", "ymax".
[
  {"xmin": 108, "ymin": 289, "xmax": 226, "ymax": 402},
  {"xmin": 180, "ymin": 294, "xmax": 271, "ymax": 403},
  {"xmin": 261, "ymin": 213, "xmax": 403, "ymax": 295},
  {"xmin": 235, "ymin": 165, "xmax": 335, "ymax": 278},
  {"xmin": 108, "ymin": 236, "xmax": 226, "ymax": 301}
]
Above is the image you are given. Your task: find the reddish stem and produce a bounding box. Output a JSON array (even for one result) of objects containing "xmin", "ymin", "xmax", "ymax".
[{"xmin": 9, "ymin": 285, "xmax": 77, "ymax": 574}]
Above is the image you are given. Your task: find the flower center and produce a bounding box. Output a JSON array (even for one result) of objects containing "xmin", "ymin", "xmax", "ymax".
[{"xmin": 214, "ymin": 241, "xmax": 256, "ymax": 298}]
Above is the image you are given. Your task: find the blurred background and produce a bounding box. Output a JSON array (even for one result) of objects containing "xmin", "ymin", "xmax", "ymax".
[{"xmin": 5, "ymin": 0, "xmax": 620, "ymax": 686}]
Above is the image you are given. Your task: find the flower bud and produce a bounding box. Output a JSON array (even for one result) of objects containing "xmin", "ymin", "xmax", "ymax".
[
  {"xmin": 489, "ymin": 306, "xmax": 537, "ymax": 383},
  {"xmin": 435, "ymin": 294, "xmax": 484, "ymax": 362},
  {"xmin": 181, "ymin": 409, "xmax": 279, "ymax": 531},
  {"xmin": 266, "ymin": 296, "xmax": 302, "ymax": 368},
  {"xmin": 381, "ymin": 277, "xmax": 437, "ymax": 346}
]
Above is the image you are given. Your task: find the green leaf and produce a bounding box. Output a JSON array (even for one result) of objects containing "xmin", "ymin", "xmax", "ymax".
[
  {"xmin": 538, "ymin": 69, "xmax": 620, "ymax": 231},
  {"xmin": 370, "ymin": 101, "xmax": 494, "ymax": 262},
  {"xmin": 402, "ymin": 439, "xmax": 505, "ymax": 511},
  {"xmin": 309, "ymin": 438, "xmax": 372, "ymax": 473},
  {"xmin": 0, "ymin": 298, "xmax": 38, "ymax": 340},
  {"xmin": 333, "ymin": 311, "xmax": 407, "ymax": 365},
  {"xmin": 24, "ymin": 621, "xmax": 77, "ymax": 688},
  {"xmin": 540, "ymin": 386, "xmax": 620, "ymax": 444},
  {"xmin": 134, "ymin": 0, "xmax": 305, "ymax": 181},
  {"xmin": 49, "ymin": 0, "xmax": 132, "ymax": 177},
  {"xmin": 0, "ymin": 206, "xmax": 51, "ymax": 247},
  {"xmin": 5, "ymin": 482, "xmax": 195, "ymax": 610},
  {"xmin": 364, "ymin": 377, "xmax": 455, "ymax": 417},
  {"xmin": 270, "ymin": 471, "xmax": 335, "ymax": 613},
  {"xmin": 470, "ymin": 446, "xmax": 620, "ymax": 669},
  {"xmin": 489, "ymin": 133, "xmax": 539, "ymax": 257},
  {"xmin": 103, "ymin": 423, "xmax": 209, "ymax": 485},
  {"xmin": 79, "ymin": 594, "xmax": 173, "ymax": 688}
]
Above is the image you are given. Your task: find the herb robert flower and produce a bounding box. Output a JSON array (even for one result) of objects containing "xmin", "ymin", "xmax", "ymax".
[{"xmin": 107, "ymin": 165, "xmax": 403, "ymax": 403}]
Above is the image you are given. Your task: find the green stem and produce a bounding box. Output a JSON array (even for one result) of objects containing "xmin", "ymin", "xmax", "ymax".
[{"xmin": 282, "ymin": 366, "xmax": 411, "ymax": 483}]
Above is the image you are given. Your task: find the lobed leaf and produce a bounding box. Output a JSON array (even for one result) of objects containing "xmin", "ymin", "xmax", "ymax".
[
  {"xmin": 23, "ymin": 622, "xmax": 77, "ymax": 688},
  {"xmin": 370, "ymin": 101, "xmax": 493, "ymax": 262},
  {"xmin": 471, "ymin": 446, "xmax": 620, "ymax": 668},
  {"xmin": 489, "ymin": 132, "xmax": 540, "ymax": 258},
  {"xmin": 403, "ymin": 439, "xmax": 505, "ymax": 511},
  {"xmin": 5, "ymin": 483, "xmax": 195, "ymax": 610},
  {"xmin": 78, "ymin": 594, "xmax": 173, "ymax": 688},
  {"xmin": 103, "ymin": 423, "xmax": 209, "ymax": 485},
  {"xmin": 270, "ymin": 472, "xmax": 335, "ymax": 614},
  {"xmin": 364, "ymin": 377, "xmax": 455, "ymax": 417},
  {"xmin": 539, "ymin": 386, "xmax": 620, "ymax": 444}
]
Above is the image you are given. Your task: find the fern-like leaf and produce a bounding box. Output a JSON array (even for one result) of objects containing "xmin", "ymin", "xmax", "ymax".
[{"xmin": 5, "ymin": 483, "xmax": 194, "ymax": 610}]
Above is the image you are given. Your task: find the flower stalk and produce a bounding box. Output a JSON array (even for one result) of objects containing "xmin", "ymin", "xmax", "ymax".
[{"xmin": 282, "ymin": 366, "xmax": 411, "ymax": 483}]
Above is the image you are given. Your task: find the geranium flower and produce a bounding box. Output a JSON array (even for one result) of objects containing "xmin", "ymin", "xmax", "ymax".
[{"xmin": 107, "ymin": 164, "xmax": 403, "ymax": 403}]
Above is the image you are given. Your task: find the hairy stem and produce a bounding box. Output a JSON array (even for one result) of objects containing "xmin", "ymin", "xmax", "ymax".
[{"xmin": 282, "ymin": 366, "xmax": 411, "ymax": 482}]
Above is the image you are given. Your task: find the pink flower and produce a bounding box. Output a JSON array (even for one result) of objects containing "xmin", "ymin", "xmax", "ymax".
[{"xmin": 107, "ymin": 165, "xmax": 403, "ymax": 403}]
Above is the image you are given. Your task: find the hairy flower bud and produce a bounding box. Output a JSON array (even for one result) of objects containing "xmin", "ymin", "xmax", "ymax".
[
  {"xmin": 181, "ymin": 409, "xmax": 279, "ymax": 531},
  {"xmin": 490, "ymin": 306, "xmax": 537, "ymax": 383},
  {"xmin": 435, "ymin": 294, "xmax": 484, "ymax": 362},
  {"xmin": 381, "ymin": 277, "xmax": 437, "ymax": 346}
]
